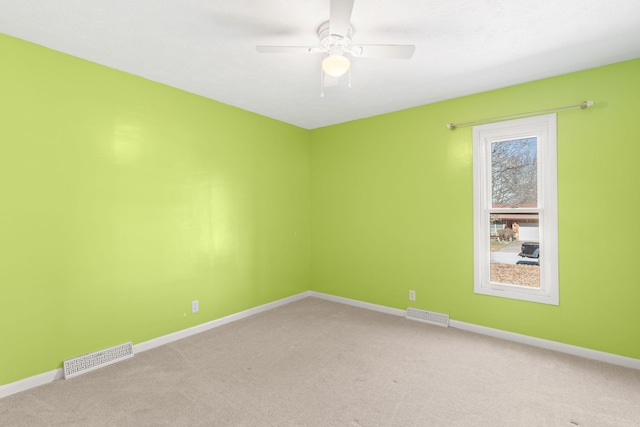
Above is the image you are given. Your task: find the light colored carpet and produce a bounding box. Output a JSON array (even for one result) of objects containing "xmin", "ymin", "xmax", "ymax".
[{"xmin": 1, "ymin": 297, "xmax": 639, "ymax": 426}]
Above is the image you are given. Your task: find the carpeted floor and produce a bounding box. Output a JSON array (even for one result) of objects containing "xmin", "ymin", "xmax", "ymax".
[{"xmin": 1, "ymin": 297, "xmax": 639, "ymax": 426}]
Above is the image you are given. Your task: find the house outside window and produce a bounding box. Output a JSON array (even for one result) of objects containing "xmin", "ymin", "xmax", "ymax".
[{"xmin": 473, "ymin": 114, "xmax": 558, "ymax": 305}]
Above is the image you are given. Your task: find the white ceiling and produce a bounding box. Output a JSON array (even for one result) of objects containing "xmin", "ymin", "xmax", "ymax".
[{"xmin": 1, "ymin": 0, "xmax": 639, "ymax": 129}]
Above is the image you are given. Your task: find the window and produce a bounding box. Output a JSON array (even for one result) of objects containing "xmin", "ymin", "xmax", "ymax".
[{"xmin": 473, "ymin": 114, "xmax": 558, "ymax": 305}]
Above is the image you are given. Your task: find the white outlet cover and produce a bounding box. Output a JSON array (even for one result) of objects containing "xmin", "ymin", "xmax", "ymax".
[{"xmin": 192, "ymin": 300, "xmax": 199, "ymax": 313}]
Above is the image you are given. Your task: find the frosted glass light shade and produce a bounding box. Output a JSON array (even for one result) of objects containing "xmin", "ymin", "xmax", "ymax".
[{"xmin": 322, "ymin": 54, "xmax": 350, "ymax": 77}]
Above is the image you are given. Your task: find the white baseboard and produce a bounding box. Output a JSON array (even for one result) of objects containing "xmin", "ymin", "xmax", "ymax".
[
  {"xmin": 449, "ymin": 320, "xmax": 640, "ymax": 370},
  {"xmin": 0, "ymin": 368, "xmax": 64, "ymax": 400},
  {"xmin": 309, "ymin": 292, "xmax": 640, "ymax": 371},
  {"xmin": 308, "ymin": 291, "xmax": 406, "ymax": 317},
  {"xmin": 3, "ymin": 291, "xmax": 638, "ymax": 400},
  {"xmin": 134, "ymin": 291, "xmax": 311, "ymax": 353},
  {"xmin": 0, "ymin": 291, "xmax": 311, "ymax": 400}
]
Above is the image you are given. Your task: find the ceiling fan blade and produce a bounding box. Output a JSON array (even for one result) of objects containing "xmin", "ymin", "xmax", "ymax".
[
  {"xmin": 329, "ymin": 0, "xmax": 355, "ymax": 38},
  {"xmin": 256, "ymin": 46, "xmax": 316, "ymax": 54},
  {"xmin": 351, "ymin": 44, "xmax": 416, "ymax": 59}
]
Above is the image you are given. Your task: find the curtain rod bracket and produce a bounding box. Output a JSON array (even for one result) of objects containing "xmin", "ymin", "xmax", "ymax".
[{"xmin": 580, "ymin": 100, "xmax": 594, "ymax": 109}]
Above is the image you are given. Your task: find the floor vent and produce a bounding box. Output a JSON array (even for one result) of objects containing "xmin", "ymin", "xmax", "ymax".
[
  {"xmin": 63, "ymin": 342, "xmax": 134, "ymax": 379},
  {"xmin": 406, "ymin": 307, "xmax": 450, "ymax": 327}
]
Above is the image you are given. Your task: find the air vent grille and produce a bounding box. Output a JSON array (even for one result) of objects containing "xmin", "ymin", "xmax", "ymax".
[
  {"xmin": 406, "ymin": 307, "xmax": 449, "ymax": 327},
  {"xmin": 63, "ymin": 342, "xmax": 134, "ymax": 379}
]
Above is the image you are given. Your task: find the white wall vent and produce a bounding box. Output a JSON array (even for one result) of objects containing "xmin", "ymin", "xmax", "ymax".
[
  {"xmin": 63, "ymin": 342, "xmax": 134, "ymax": 379},
  {"xmin": 406, "ymin": 307, "xmax": 450, "ymax": 327}
]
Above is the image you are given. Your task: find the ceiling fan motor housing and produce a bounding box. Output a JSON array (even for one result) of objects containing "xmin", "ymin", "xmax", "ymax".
[{"xmin": 318, "ymin": 21, "xmax": 353, "ymax": 55}]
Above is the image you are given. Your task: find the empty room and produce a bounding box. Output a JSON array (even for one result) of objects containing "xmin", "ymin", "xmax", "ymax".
[{"xmin": 1, "ymin": 0, "xmax": 639, "ymax": 425}]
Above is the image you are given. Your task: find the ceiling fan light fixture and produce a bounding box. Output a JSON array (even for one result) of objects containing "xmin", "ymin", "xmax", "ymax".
[{"xmin": 322, "ymin": 54, "xmax": 350, "ymax": 77}]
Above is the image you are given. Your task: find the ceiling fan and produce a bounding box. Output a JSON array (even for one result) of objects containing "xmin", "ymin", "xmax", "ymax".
[{"xmin": 255, "ymin": 0, "xmax": 415, "ymax": 88}]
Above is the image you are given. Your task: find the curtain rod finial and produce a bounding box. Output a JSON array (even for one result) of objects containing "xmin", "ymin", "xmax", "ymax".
[{"xmin": 446, "ymin": 123, "xmax": 456, "ymax": 130}]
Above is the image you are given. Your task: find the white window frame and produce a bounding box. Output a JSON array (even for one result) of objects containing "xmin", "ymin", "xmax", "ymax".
[{"xmin": 473, "ymin": 114, "xmax": 559, "ymax": 305}]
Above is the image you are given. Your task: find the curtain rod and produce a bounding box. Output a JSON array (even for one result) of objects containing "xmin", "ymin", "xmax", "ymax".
[{"xmin": 445, "ymin": 100, "xmax": 594, "ymax": 130}]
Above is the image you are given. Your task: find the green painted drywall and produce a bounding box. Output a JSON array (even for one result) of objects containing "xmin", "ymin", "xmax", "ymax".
[
  {"xmin": 2, "ymin": 30, "xmax": 638, "ymax": 389},
  {"xmin": 0, "ymin": 34, "xmax": 310, "ymax": 386},
  {"xmin": 310, "ymin": 58, "xmax": 640, "ymax": 360}
]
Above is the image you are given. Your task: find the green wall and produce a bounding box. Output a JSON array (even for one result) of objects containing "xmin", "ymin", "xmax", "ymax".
[
  {"xmin": 0, "ymin": 34, "xmax": 310, "ymax": 386},
  {"xmin": 310, "ymin": 58, "xmax": 640, "ymax": 360},
  {"xmin": 2, "ymin": 30, "xmax": 639, "ymax": 388}
]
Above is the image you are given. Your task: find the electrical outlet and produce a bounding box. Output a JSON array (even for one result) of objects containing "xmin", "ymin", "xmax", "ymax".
[
  {"xmin": 409, "ymin": 290, "xmax": 416, "ymax": 301},
  {"xmin": 192, "ymin": 300, "xmax": 199, "ymax": 313}
]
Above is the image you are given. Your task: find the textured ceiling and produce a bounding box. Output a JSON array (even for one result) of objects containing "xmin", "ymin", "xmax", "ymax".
[{"xmin": 1, "ymin": 0, "xmax": 639, "ymax": 129}]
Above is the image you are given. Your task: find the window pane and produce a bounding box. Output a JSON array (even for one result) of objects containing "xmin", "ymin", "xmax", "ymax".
[
  {"xmin": 491, "ymin": 137, "xmax": 537, "ymax": 208},
  {"xmin": 474, "ymin": 114, "xmax": 557, "ymax": 305},
  {"xmin": 489, "ymin": 213, "xmax": 540, "ymax": 288}
]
